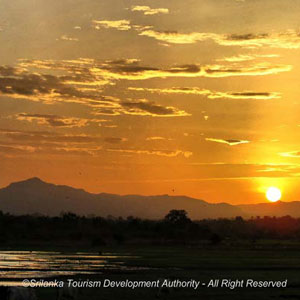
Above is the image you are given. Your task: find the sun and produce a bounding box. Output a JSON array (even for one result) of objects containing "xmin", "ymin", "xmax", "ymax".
[{"xmin": 266, "ymin": 187, "xmax": 282, "ymax": 202}]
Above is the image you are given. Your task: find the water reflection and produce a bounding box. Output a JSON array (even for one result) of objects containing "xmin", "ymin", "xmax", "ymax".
[{"xmin": 0, "ymin": 251, "xmax": 138, "ymax": 281}]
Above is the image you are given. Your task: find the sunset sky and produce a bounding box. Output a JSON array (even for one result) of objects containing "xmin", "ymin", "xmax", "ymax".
[{"xmin": 1, "ymin": 0, "xmax": 300, "ymax": 204}]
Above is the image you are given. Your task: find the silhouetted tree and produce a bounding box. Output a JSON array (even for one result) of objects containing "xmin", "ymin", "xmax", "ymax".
[{"xmin": 164, "ymin": 210, "xmax": 191, "ymax": 225}]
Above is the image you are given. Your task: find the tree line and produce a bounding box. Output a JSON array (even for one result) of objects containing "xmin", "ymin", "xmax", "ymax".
[{"xmin": 0, "ymin": 209, "xmax": 300, "ymax": 248}]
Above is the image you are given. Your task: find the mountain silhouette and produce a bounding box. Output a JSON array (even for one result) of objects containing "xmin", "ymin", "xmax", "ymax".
[
  {"xmin": 237, "ymin": 201, "xmax": 300, "ymax": 218},
  {"xmin": 0, "ymin": 177, "xmax": 244, "ymax": 219},
  {"xmin": 0, "ymin": 178, "xmax": 299, "ymax": 219}
]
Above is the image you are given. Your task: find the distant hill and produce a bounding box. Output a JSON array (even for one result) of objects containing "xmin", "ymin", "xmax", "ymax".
[
  {"xmin": 237, "ymin": 201, "xmax": 300, "ymax": 218},
  {"xmin": 0, "ymin": 178, "xmax": 299, "ymax": 219},
  {"xmin": 0, "ymin": 177, "xmax": 243, "ymax": 219}
]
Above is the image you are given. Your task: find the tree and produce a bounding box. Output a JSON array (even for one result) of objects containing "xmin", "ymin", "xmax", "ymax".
[{"xmin": 164, "ymin": 210, "xmax": 191, "ymax": 225}]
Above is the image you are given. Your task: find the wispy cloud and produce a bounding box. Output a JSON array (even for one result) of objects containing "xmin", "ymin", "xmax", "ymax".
[
  {"xmin": 138, "ymin": 30, "xmax": 216, "ymax": 44},
  {"xmin": 91, "ymin": 60, "xmax": 292, "ymax": 79},
  {"xmin": 16, "ymin": 113, "xmax": 107, "ymax": 128},
  {"xmin": 0, "ymin": 59, "xmax": 289, "ymax": 113},
  {"xmin": 104, "ymin": 137, "xmax": 127, "ymax": 144},
  {"xmin": 129, "ymin": 87, "xmax": 281, "ymax": 100},
  {"xmin": 0, "ymin": 128, "xmax": 101, "ymax": 144},
  {"xmin": 218, "ymin": 54, "xmax": 280, "ymax": 62},
  {"xmin": 138, "ymin": 28, "xmax": 300, "ymax": 49},
  {"xmin": 279, "ymin": 151, "xmax": 300, "ymax": 158},
  {"xmin": 92, "ymin": 20, "xmax": 131, "ymax": 31},
  {"xmin": 257, "ymin": 167, "xmax": 291, "ymax": 173},
  {"xmin": 107, "ymin": 148, "xmax": 192, "ymax": 158},
  {"xmin": 221, "ymin": 31, "xmax": 300, "ymax": 49},
  {"xmin": 146, "ymin": 136, "xmax": 171, "ymax": 141},
  {"xmin": 93, "ymin": 98, "xmax": 190, "ymax": 117},
  {"xmin": 0, "ymin": 128, "xmax": 127, "ymax": 157},
  {"xmin": 131, "ymin": 6, "xmax": 169, "ymax": 15},
  {"xmin": 205, "ymin": 138, "xmax": 250, "ymax": 146},
  {"xmin": 58, "ymin": 35, "xmax": 79, "ymax": 42},
  {"xmin": 120, "ymin": 99, "xmax": 190, "ymax": 117},
  {"xmin": 18, "ymin": 58, "xmax": 292, "ymax": 82},
  {"xmin": 0, "ymin": 143, "xmax": 36, "ymax": 154},
  {"xmin": 89, "ymin": 17, "xmax": 300, "ymax": 50},
  {"xmin": 209, "ymin": 91, "xmax": 281, "ymax": 100},
  {"xmin": 129, "ymin": 87, "xmax": 211, "ymax": 96}
]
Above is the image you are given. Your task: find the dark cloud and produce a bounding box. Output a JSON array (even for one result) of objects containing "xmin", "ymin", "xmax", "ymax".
[
  {"xmin": 19, "ymin": 58, "xmax": 292, "ymax": 83},
  {"xmin": 226, "ymin": 33, "xmax": 269, "ymax": 41},
  {"xmin": 0, "ymin": 60, "xmax": 190, "ymax": 117},
  {"xmin": 129, "ymin": 87, "xmax": 280, "ymax": 100},
  {"xmin": 120, "ymin": 99, "xmax": 190, "ymax": 117},
  {"xmin": 104, "ymin": 137, "xmax": 127, "ymax": 144}
]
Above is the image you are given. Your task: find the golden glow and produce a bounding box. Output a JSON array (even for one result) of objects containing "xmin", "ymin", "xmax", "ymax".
[
  {"xmin": 2, "ymin": 1, "xmax": 300, "ymax": 204},
  {"xmin": 266, "ymin": 187, "xmax": 282, "ymax": 202}
]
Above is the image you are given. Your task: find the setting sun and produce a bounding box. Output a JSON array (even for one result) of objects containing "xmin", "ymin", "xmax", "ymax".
[{"xmin": 266, "ymin": 187, "xmax": 282, "ymax": 202}]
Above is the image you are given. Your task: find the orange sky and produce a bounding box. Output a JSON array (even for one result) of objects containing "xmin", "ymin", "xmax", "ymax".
[{"xmin": 1, "ymin": 0, "xmax": 300, "ymax": 204}]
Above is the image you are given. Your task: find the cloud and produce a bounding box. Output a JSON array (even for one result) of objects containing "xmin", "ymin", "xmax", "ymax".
[
  {"xmin": 0, "ymin": 62, "xmax": 113, "ymax": 106},
  {"xmin": 0, "ymin": 59, "xmax": 289, "ymax": 111},
  {"xmin": 138, "ymin": 30, "xmax": 216, "ymax": 44},
  {"xmin": 0, "ymin": 128, "xmax": 101, "ymax": 144},
  {"xmin": 131, "ymin": 6, "xmax": 169, "ymax": 15},
  {"xmin": 203, "ymin": 63, "xmax": 291, "ymax": 77},
  {"xmin": 103, "ymin": 124, "xmax": 118, "ymax": 128},
  {"xmin": 92, "ymin": 20, "xmax": 131, "ymax": 31},
  {"xmin": 220, "ymin": 31, "xmax": 300, "ymax": 48},
  {"xmin": 89, "ymin": 17, "xmax": 300, "ymax": 50},
  {"xmin": 129, "ymin": 87, "xmax": 211, "ymax": 96},
  {"xmin": 146, "ymin": 136, "xmax": 170, "ymax": 141},
  {"xmin": 218, "ymin": 54, "xmax": 280, "ymax": 62},
  {"xmin": 0, "ymin": 141, "xmax": 103, "ymax": 157},
  {"xmin": 51, "ymin": 146, "xmax": 103, "ymax": 156},
  {"xmin": 0, "ymin": 128, "xmax": 125, "ymax": 157},
  {"xmin": 93, "ymin": 60, "xmax": 291, "ymax": 79},
  {"xmin": 18, "ymin": 58, "xmax": 292, "ymax": 83},
  {"xmin": 0, "ymin": 127, "xmax": 189, "ymax": 158},
  {"xmin": 16, "ymin": 113, "xmax": 107, "ymax": 128},
  {"xmin": 138, "ymin": 28, "xmax": 300, "ymax": 49},
  {"xmin": 129, "ymin": 87, "xmax": 281, "ymax": 100},
  {"xmin": 58, "ymin": 35, "xmax": 79, "ymax": 42},
  {"xmin": 0, "ymin": 129, "xmax": 99, "ymax": 157},
  {"xmin": 0, "ymin": 129, "xmax": 130, "ymax": 157},
  {"xmin": 104, "ymin": 137, "xmax": 127, "ymax": 144},
  {"xmin": 209, "ymin": 91, "xmax": 281, "ymax": 100},
  {"xmin": 0, "ymin": 143, "xmax": 36, "ymax": 154},
  {"xmin": 279, "ymin": 151, "xmax": 300, "ymax": 158},
  {"xmin": 120, "ymin": 99, "xmax": 190, "ymax": 117},
  {"xmin": 205, "ymin": 138, "xmax": 250, "ymax": 146},
  {"xmin": 257, "ymin": 167, "xmax": 291, "ymax": 173},
  {"xmin": 93, "ymin": 98, "xmax": 189, "ymax": 117},
  {"xmin": 107, "ymin": 148, "xmax": 192, "ymax": 158}
]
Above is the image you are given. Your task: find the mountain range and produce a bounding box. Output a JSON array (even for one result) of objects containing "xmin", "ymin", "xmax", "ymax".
[{"xmin": 0, "ymin": 177, "xmax": 298, "ymax": 219}]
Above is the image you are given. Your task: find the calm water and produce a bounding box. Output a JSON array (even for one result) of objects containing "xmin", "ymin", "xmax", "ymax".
[{"xmin": 0, "ymin": 251, "xmax": 142, "ymax": 286}]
